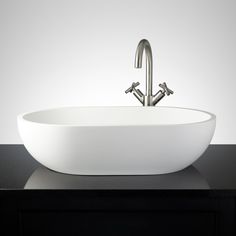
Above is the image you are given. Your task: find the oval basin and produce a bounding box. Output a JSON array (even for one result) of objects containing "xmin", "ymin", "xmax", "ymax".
[{"xmin": 17, "ymin": 106, "xmax": 216, "ymax": 175}]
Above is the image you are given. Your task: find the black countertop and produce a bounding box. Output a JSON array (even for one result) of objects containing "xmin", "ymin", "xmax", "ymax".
[{"xmin": 0, "ymin": 144, "xmax": 235, "ymax": 190}]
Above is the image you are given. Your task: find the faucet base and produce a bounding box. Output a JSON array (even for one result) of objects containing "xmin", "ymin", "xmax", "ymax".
[{"xmin": 143, "ymin": 95, "xmax": 153, "ymax": 106}]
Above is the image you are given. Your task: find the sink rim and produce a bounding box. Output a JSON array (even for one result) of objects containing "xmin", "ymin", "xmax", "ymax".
[{"xmin": 17, "ymin": 106, "xmax": 216, "ymax": 127}]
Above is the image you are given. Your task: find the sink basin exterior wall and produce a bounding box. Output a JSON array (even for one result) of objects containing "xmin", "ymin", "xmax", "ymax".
[{"xmin": 18, "ymin": 107, "xmax": 216, "ymax": 175}]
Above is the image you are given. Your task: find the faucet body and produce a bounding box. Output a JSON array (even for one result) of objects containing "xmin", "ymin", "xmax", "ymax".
[
  {"xmin": 135, "ymin": 39, "xmax": 153, "ymax": 106},
  {"xmin": 125, "ymin": 39, "xmax": 173, "ymax": 106}
]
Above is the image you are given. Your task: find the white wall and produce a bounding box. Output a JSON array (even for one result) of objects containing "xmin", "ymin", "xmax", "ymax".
[{"xmin": 0, "ymin": 0, "xmax": 236, "ymax": 144}]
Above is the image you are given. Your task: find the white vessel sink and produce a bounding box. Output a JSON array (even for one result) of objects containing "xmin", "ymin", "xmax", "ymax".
[{"xmin": 17, "ymin": 106, "xmax": 216, "ymax": 175}]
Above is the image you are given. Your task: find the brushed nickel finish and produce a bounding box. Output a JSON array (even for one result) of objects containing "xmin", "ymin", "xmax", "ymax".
[{"xmin": 125, "ymin": 39, "xmax": 174, "ymax": 106}]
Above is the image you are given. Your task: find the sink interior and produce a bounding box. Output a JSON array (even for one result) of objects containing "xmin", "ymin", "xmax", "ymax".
[{"xmin": 23, "ymin": 106, "xmax": 213, "ymax": 126}]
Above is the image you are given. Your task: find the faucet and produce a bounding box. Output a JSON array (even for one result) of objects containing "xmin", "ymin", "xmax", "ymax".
[{"xmin": 125, "ymin": 39, "xmax": 174, "ymax": 106}]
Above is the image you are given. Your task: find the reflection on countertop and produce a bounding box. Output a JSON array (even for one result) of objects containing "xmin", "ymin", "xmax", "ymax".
[
  {"xmin": 24, "ymin": 166, "xmax": 209, "ymax": 189},
  {"xmin": 1, "ymin": 145, "xmax": 236, "ymax": 190}
]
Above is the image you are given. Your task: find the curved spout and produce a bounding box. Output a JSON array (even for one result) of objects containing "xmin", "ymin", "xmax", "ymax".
[{"xmin": 135, "ymin": 39, "xmax": 153, "ymax": 97}]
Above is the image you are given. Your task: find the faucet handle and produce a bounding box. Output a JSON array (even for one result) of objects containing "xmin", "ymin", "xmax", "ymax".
[
  {"xmin": 159, "ymin": 82, "xmax": 174, "ymax": 96},
  {"xmin": 125, "ymin": 82, "xmax": 140, "ymax": 93}
]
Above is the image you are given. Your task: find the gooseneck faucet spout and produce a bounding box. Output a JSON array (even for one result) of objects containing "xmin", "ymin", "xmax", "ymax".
[
  {"xmin": 125, "ymin": 39, "xmax": 174, "ymax": 106},
  {"xmin": 135, "ymin": 39, "xmax": 153, "ymax": 105}
]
